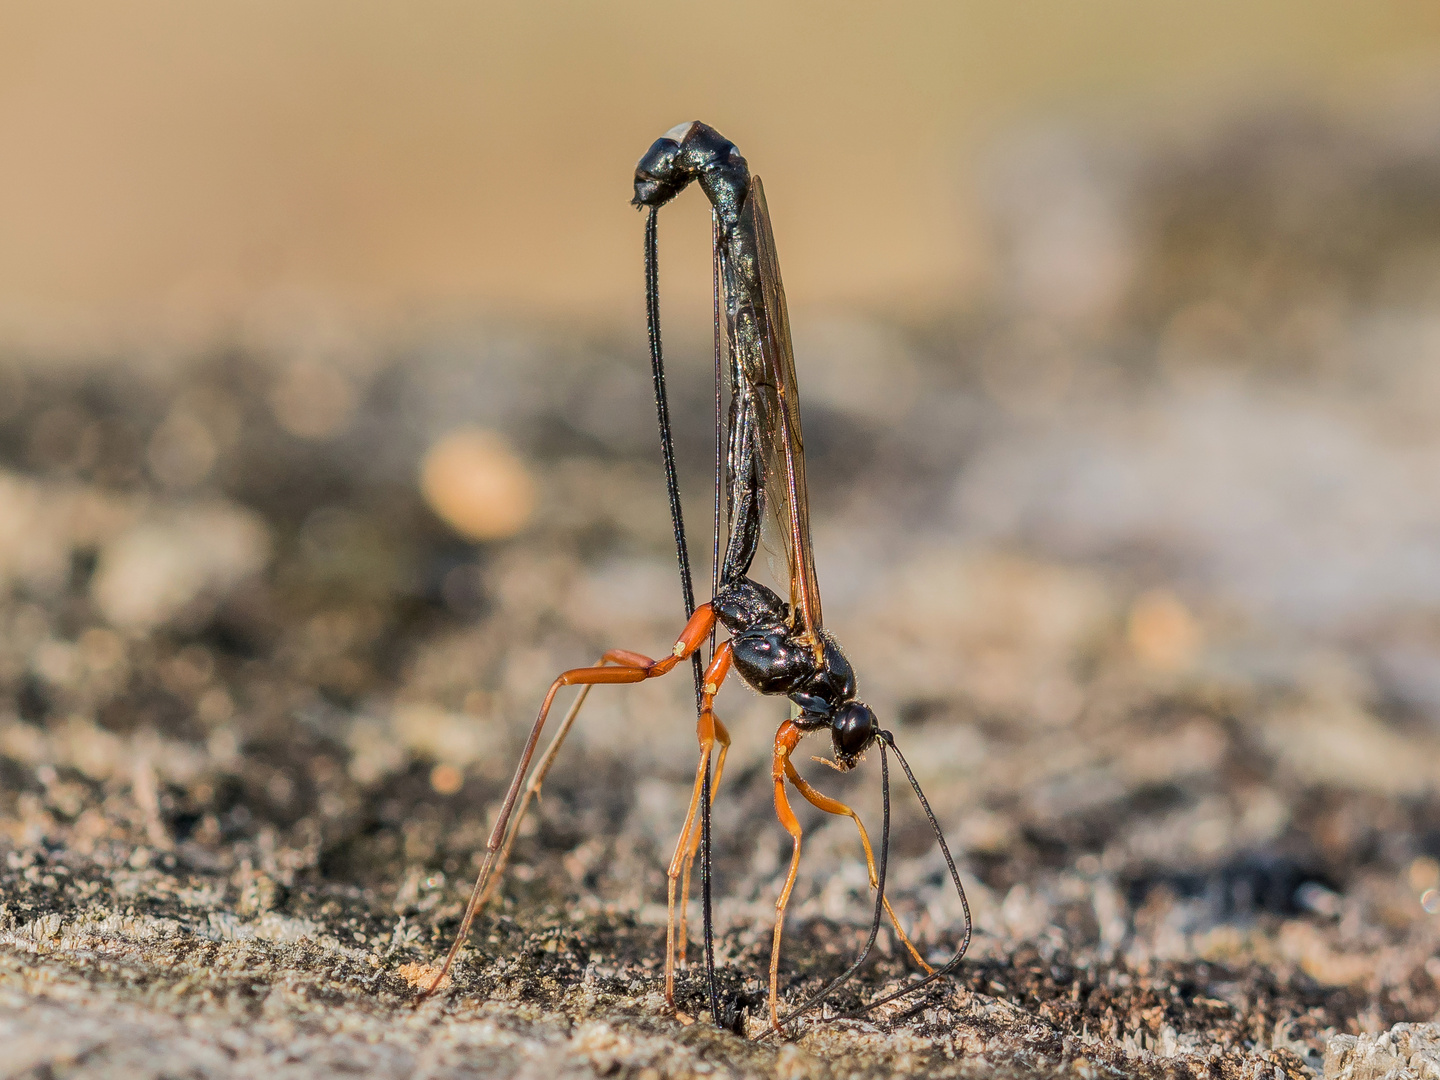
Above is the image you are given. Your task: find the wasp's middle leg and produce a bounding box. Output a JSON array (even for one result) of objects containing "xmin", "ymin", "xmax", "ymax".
[
  {"xmin": 766, "ymin": 719, "xmax": 806, "ymax": 1033},
  {"xmin": 665, "ymin": 641, "xmax": 733, "ymax": 1008},
  {"xmin": 674, "ymin": 710, "xmax": 731, "ymax": 971}
]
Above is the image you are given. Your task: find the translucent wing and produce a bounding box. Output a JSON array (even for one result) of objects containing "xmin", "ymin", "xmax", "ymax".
[{"xmin": 740, "ymin": 177, "xmax": 824, "ymax": 644}]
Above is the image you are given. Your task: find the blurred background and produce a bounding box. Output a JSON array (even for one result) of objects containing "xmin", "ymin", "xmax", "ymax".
[
  {"xmin": 5, "ymin": 0, "xmax": 1440, "ymax": 1051},
  {"xmin": 7, "ymin": 1, "xmax": 1440, "ymax": 340}
]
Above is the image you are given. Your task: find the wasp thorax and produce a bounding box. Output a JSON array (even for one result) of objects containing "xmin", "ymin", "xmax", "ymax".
[{"xmin": 830, "ymin": 701, "xmax": 879, "ymax": 769}]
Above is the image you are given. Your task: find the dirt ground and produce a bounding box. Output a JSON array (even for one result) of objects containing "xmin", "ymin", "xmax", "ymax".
[{"xmin": 4, "ymin": 107, "xmax": 1440, "ymax": 1078}]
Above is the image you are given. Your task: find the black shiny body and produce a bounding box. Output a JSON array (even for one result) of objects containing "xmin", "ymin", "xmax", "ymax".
[
  {"xmin": 636, "ymin": 122, "xmax": 878, "ymax": 766},
  {"xmin": 713, "ymin": 577, "xmax": 856, "ymax": 730},
  {"xmin": 636, "ymin": 122, "xmax": 765, "ymax": 592}
]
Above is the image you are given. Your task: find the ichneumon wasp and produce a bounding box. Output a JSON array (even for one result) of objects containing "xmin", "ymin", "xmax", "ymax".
[{"xmin": 422, "ymin": 121, "xmax": 971, "ymax": 1037}]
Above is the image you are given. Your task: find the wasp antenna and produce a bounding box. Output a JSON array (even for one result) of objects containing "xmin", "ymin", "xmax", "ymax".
[
  {"xmin": 698, "ymin": 208, "xmax": 725, "ymax": 1028},
  {"xmin": 758, "ymin": 741, "xmax": 893, "ymax": 1040},
  {"xmin": 644, "ymin": 208, "xmax": 701, "ymax": 665},
  {"xmin": 839, "ymin": 731, "xmax": 972, "ymax": 1021},
  {"xmin": 645, "ymin": 203, "xmax": 723, "ymax": 1027}
]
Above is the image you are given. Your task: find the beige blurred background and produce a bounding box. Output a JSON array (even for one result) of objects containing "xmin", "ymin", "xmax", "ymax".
[{"xmin": 5, "ymin": 0, "xmax": 1440, "ymax": 351}]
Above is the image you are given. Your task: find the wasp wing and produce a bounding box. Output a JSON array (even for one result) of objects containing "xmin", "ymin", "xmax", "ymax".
[{"xmin": 739, "ymin": 176, "xmax": 824, "ymax": 644}]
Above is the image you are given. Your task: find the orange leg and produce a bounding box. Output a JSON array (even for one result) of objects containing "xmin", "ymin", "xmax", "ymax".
[
  {"xmin": 768, "ymin": 720, "xmax": 805, "ymax": 1032},
  {"xmin": 784, "ymin": 762, "xmax": 935, "ymax": 976},
  {"xmin": 665, "ymin": 643, "xmax": 733, "ymax": 1005},
  {"xmin": 419, "ymin": 603, "xmax": 718, "ymax": 1000},
  {"xmin": 479, "ymin": 650, "xmax": 641, "ymax": 909},
  {"xmin": 674, "ymin": 714, "xmax": 730, "ymax": 971}
]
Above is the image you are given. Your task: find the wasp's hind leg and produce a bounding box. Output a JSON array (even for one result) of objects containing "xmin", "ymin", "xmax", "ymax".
[
  {"xmin": 418, "ymin": 603, "xmax": 717, "ymax": 1001},
  {"xmin": 479, "ymin": 647, "xmax": 655, "ymax": 910}
]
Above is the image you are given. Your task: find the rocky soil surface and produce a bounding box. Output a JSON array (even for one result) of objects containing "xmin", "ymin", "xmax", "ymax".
[{"xmin": 4, "ymin": 106, "xmax": 1440, "ymax": 1077}]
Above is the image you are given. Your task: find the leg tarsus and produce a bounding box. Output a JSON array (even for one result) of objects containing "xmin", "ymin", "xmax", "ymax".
[
  {"xmin": 665, "ymin": 713, "xmax": 713, "ymax": 1007},
  {"xmin": 784, "ymin": 761, "xmax": 934, "ymax": 976},
  {"xmin": 768, "ymin": 721, "xmax": 804, "ymax": 1033},
  {"xmin": 664, "ymin": 642, "xmax": 733, "ymax": 1009},
  {"xmin": 676, "ymin": 715, "xmax": 730, "ymax": 968}
]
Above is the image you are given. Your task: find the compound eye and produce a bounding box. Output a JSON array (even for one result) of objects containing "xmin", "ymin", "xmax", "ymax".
[{"xmin": 831, "ymin": 702, "xmax": 878, "ymax": 763}]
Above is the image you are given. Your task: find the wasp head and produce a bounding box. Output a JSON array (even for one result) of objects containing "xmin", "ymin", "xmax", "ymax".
[{"xmin": 829, "ymin": 701, "xmax": 879, "ymax": 771}]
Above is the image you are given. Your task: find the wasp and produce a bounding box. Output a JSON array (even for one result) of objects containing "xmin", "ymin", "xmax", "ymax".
[{"xmin": 423, "ymin": 122, "xmax": 970, "ymax": 1036}]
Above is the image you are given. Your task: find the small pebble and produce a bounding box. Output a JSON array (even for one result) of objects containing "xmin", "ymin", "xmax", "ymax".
[
  {"xmin": 420, "ymin": 428, "xmax": 535, "ymax": 541},
  {"xmin": 1127, "ymin": 589, "xmax": 1200, "ymax": 672},
  {"xmin": 429, "ymin": 763, "xmax": 464, "ymax": 795}
]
